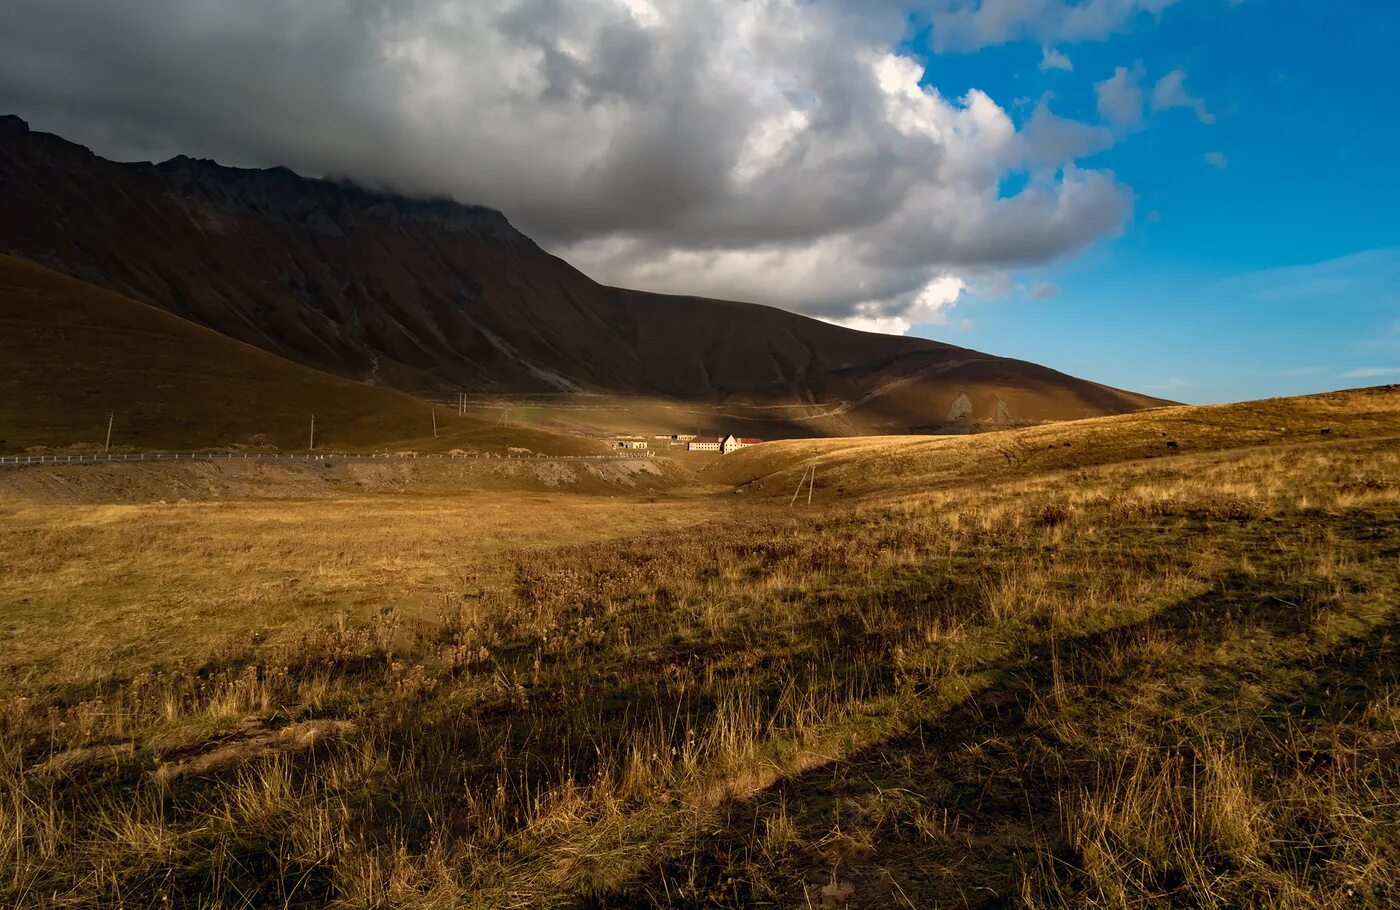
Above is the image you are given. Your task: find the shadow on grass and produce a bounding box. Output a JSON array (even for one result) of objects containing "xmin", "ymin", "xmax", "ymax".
[{"xmin": 580, "ymin": 555, "xmax": 1400, "ymax": 909}]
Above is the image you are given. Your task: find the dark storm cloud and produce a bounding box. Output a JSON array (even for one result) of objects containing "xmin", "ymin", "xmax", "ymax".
[{"xmin": 0, "ymin": 0, "xmax": 1140, "ymax": 332}]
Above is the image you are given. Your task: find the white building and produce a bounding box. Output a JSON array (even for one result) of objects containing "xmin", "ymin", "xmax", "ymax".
[
  {"xmin": 721, "ymin": 434, "xmax": 764, "ymax": 453},
  {"xmin": 688, "ymin": 434, "xmax": 764, "ymax": 453}
]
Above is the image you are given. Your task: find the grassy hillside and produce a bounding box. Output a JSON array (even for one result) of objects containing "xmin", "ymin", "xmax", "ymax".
[
  {"xmin": 457, "ymin": 378, "xmax": 1171, "ymax": 443},
  {"xmin": 709, "ymin": 385, "xmax": 1400, "ymax": 498},
  {"xmin": 0, "ymin": 255, "xmax": 606, "ymax": 455},
  {"xmin": 1, "ymin": 390, "xmax": 1395, "ymax": 908}
]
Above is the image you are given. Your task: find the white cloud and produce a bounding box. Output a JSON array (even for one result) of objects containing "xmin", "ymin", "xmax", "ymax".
[
  {"xmin": 1151, "ymin": 68, "xmax": 1214, "ymax": 123},
  {"xmin": 975, "ymin": 271, "xmax": 1017, "ymax": 299},
  {"xmin": 1040, "ymin": 46, "xmax": 1073, "ymax": 71},
  {"xmin": 618, "ymin": 0, "xmax": 663, "ymax": 29},
  {"xmin": 825, "ymin": 274, "xmax": 967, "ymax": 335},
  {"xmin": 1340, "ymin": 367, "xmax": 1400, "ymax": 379},
  {"xmin": 929, "ymin": 0, "xmax": 1181, "ymax": 51},
  {"xmin": 1095, "ymin": 63, "xmax": 1215, "ymax": 134},
  {"xmin": 0, "ymin": 0, "xmax": 1138, "ymax": 333},
  {"xmin": 1028, "ymin": 281, "xmax": 1061, "ymax": 300},
  {"xmin": 1204, "ymin": 150, "xmax": 1228, "ymax": 169},
  {"xmin": 1021, "ymin": 99, "xmax": 1117, "ymax": 166},
  {"xmin": 1095, "ymin": 64, "xmax": 1145, "ymax": 127}
]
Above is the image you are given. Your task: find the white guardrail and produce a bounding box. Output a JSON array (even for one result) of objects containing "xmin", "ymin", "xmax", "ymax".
[{"xmin": 0, "ymin": 451, "xmax": 655, "ymax": 467}]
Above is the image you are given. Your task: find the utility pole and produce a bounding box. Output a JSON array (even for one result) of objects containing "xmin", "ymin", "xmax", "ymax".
[
  {"xmin": 104, "ymin": 412, "xmax": 114, "ymax": 452},
  {"xmin": 789, "ymin": 464, "xmax": 809, "ymax": 506},
  {"xmin": 309, "ymin": 414, "xmax": 315, "ymax": 451},
  {"xmin": 789, "ymin": 455, "xmax": 819, "ymax": 506},
  {"xmin": 432, "ymin": 408, "xmax": 438, "ymax": 438}
]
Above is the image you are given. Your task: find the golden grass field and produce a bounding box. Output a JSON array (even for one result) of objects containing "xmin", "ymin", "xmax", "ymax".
[
  {"xmin": 0, "ymin": 255, "xmax": 607, "ymax": 456},
  {"xmin": 0, "ymin": 490, "xmax": 724, "ymax": 684},
  {"xmin": 712, "ymin": 384, "xmax": 1400, "ymax": 500},
  {"xmin": 1, "ymin": 387, "xmax": 1397, "ymax": 908}
]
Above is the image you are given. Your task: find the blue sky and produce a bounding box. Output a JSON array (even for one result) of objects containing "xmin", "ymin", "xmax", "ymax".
[{"xmin": 907, "ymin": 0, "xmax": 1400, "ymax": 402}]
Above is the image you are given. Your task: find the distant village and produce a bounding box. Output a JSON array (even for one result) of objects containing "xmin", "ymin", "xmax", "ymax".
[{"xmin": 613, "ymin": 433, "xmax": 764, "ymax": 453}]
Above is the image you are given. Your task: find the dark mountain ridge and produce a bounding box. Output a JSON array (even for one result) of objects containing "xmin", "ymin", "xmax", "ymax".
[{"xmin": 0, "ymin": 114, "xmax": 1166, "ymax": 431}]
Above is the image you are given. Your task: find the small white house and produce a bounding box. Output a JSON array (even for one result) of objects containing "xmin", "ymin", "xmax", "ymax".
[
  {"xmin": 689, "ymin": 434, "xmax": 763, "ymax": 453},
  {"xmin": 616, "ymin": 440, "xmax": 648, "ymax": 450},
  {"xmin": 720, "ymin": 434, "xmax": 764, "ymax": 453}
]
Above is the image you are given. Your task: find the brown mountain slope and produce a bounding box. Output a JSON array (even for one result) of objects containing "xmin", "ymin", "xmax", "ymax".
[
  {"xmin": 0, "ymin": 115, "xmax": 1167, "ymax": 432},
  {"xmin": 0, "ymin": 254, "xmax": 606, "ymax": 455}
]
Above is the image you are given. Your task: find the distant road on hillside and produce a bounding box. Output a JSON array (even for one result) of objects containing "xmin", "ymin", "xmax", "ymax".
[{"xmin": 0, "ymin": 451, "xmax": 654, "ymax": 468}]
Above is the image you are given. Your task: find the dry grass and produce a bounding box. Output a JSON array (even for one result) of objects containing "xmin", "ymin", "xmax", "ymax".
[
  {"xmin": 0, "ymin": 399, "xmax": 1396, "ymax": 908},
  {"xmin": 712, "ymin": 383, "xmax": 1400, "ymax": 501},
  {"xmin": 0, "ymin": 254, "xmax": 606, "ymax": 456},
  {"xmin": 0, "ymin": 491, "xmax": 724, "ymax": 683}
]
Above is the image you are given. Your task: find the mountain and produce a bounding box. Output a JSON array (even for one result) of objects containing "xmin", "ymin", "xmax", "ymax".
[
  {"xmin": 0, "ymin": 115, "xmax": 1167, "ymax": 432},
  {"xmin": 0, "ymin": 254, "xmax": 604, "ymax": 455}
]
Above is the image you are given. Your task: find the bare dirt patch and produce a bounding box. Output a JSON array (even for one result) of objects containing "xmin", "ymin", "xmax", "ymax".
[
  {"xmin": 30, "ymin": 742, "xmax": 135, "ymax": 777},
  {"xmin": 154, "ymin": 719, "xmax": 358, "ymax": 783}
]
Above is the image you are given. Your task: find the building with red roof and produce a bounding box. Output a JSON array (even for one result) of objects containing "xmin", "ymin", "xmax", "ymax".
[{"xmin": 687, "ymin": 434, "xmax": 764, "ymax": 453}]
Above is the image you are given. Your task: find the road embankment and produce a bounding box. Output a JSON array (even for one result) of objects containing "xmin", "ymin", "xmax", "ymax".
[{"xmin": 0, "ymin": 454, "xmax": 693, "ymax": 504}]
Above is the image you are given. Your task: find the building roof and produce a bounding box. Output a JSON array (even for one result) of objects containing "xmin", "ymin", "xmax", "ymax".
[
  {"xmin": 690, "ymin": 436, "xmax": 721, "ymax": 444},
  {"xmin": 738, "ymin": 438, "xmax": 764, "ymax": 444}
]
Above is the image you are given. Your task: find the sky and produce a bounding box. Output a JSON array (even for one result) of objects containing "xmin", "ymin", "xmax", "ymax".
[{"xmin": 0, "ymin": 0, "xmax": 1395, "ymax": 403}]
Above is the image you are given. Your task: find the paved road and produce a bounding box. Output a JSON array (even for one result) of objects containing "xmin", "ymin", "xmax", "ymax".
[{"xmin": 0, "ymin": 451, "xmax": 654, "ymax": 468}]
